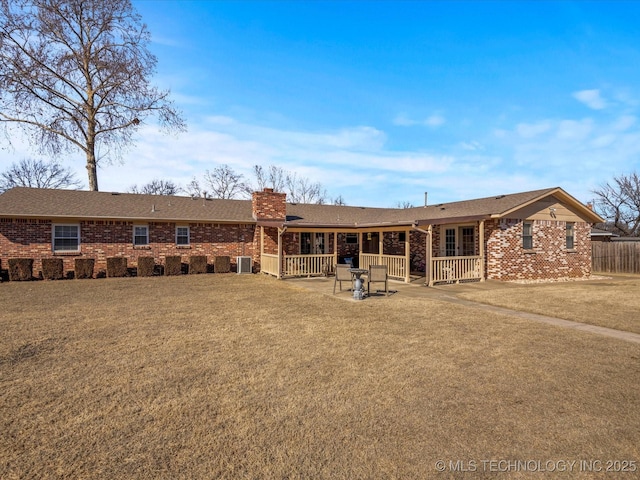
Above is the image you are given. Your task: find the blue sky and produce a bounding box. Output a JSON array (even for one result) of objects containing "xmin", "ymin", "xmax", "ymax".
[{"xmin": 3, "ymin": 1, "xmax": 640, "ymax": 207}]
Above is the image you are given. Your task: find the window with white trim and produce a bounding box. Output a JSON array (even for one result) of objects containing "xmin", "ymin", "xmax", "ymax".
[
  {"xmin": 566, "ymin": 222, "xmax": 575, "ymax": 250},
  {"xmin": 522, "ymin": 221, "xmax": 533, "ymax": 250},
  {"xmin": 53, "ymin": 224, "xmax": 80, "ymax": 252},
  {"xmin": 133, "ymin": 225, "xmax": 149, "ymax": 246},
  {"xmin": 176, "ymin": 226, "xmax": 190, "ymax": 246}
]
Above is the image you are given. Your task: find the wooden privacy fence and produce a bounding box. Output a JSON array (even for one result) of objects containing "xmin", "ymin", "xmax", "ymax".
[{"xmin": 592, "ymin": 242, "xmax": 640, "ymax": 274}]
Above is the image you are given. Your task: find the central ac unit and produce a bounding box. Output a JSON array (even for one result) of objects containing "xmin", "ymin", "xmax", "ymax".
[{"xmin": 237, "ymin": 256, "xmax": 252, "ymax": 274}]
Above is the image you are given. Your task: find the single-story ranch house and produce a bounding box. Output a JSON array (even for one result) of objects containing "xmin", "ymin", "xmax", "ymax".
[{"xmin": 0, "ymin": 186, "xmax": 603, "ymax": 284}]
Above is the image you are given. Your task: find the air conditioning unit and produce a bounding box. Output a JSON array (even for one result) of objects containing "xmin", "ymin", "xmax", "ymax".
[{"xmin": 237, "ymin": 256, "xmax": 252, "ymax": 274}]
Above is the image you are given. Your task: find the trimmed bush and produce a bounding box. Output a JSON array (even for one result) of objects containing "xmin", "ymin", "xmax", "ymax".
[
  {"xmin": 42, "ymin": 258, "xmax": 64, "ymax": 280},
  {"xmin": 75, "ymin": 258, "xmax": 95, "ymax": 279},
  {"xmin": 106, "ymin": 257, "xmax": 128, "ymax": 278},
  {"xmin": 137, "ymin": 257, "xmax": 155, "ymax": 277},
  {"xmin": 189, "ymin": 255, "xmax": 208, "ymax": 274},
  {"xmin": 213, "ymin": 256, "xmax": 231, "ymax": 273},
  {"xmin": 164, "ymin": 256, "xmax": 182, "ymax": 276},
  {"xmin": 8, "ymin": 258, "xmax": 34, "ymax": 281}
]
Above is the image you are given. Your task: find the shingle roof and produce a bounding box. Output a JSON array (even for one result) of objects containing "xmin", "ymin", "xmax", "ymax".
[
  {"xmin": 0, "ymin": 188, "xmax": 254, "ymax": 223},
  {"xmin": 0, "ymin": 186, "xmax": 603, "ymax": 226},
  {"xmin": 285, "ymin": 187, "xmax": 602, "ymax": 226}
]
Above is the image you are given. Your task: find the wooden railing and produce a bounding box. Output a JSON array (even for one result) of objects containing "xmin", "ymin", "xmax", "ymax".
[
  {"xmin": 283, "ymin": 254, "xmax": 335, "ymax": 277},
  {"xmin": 431, "ymin": 256, "xmax": 482, "ymax": 284},
  {"xmin": 261, "ymin": 253, "xmax": 280, "ymax": 277},
  {"xmin": 360, "ymin": 253, "xmax": 406, "ymax": 280}
]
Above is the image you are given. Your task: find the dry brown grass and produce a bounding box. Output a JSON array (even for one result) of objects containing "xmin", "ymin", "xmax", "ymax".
[
  {"xmin": 459, "ymin": 276, "xmax": 640, "ymax": 335},
  {"xmin": 1, "ymin": 275, "xmax": 639, "ymax": 479}
]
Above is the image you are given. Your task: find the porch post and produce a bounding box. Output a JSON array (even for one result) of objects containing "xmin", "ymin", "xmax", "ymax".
[
  {"xmin": 378, "ymin": 230, "xmax": 383, "ymax": 264},
  {"xmin": 427, "ymin": 225, "xmax": 434, "ymax": 287},
  {"xmin": 277, "ymin": 227, "xmax": 283, "ymax": 279},
  {"xmin": 479, "ymin": 220, "xmax": 485, "ymax": 282},
  {"xmin": 333, "ymin": 231, "xmax": 338, "ymax": 269},
  {"xmin": 404, "ymin": 228, "xmax": 410, "ymax": 283},
  {"xmin": 358, "ymin": 231, "xmax": 362, "ymax": 267},
  {"xmin": 260, "ymin": 226, "xmax": 264, "ymax": 275}
]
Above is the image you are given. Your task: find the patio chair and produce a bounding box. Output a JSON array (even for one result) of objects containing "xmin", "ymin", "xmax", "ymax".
[
  {"xmin": 367, "ymin": 264, "xmax": 389, "ymax": 296},
  {"xmin": 333, "ymin": 264, "xmax": 353, "ymax": 294}
]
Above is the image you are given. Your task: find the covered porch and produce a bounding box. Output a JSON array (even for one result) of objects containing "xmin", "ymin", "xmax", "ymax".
[{"xmin": 259, "ymin": 219, "xmax": 487, "ymax": 285}]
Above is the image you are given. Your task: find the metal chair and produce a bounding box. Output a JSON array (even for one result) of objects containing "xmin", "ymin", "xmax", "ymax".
[
  {"xmin": 333, "ymin": 264, "xmax": 353, "ymax": 294},
  {"xmin": 367, "ymin": 265, "xmax": 389, "ymax": 296}
]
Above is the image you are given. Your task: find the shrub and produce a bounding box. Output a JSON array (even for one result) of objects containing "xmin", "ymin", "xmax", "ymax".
[
  {"xmin": 106, "ymin": 257, "xmax": 128, "ymax": 278},
  {"xmin": 75, "ymin": 258, "xmax": 95, "ymax": 279},
  {"xmin": 164, "ymin": 256, "xmax": 182, "ymax": 276},
  {"xmin": 8, "ymin": 258, "xmax": 33, "ymax": 281},
  {"xmin": 189, "ymin": 256, "xmax": 208, "ymax": 274},
  {"xmin": 213, "ymin": 256, "xmax": 231, "ymax": 273},
  {"xmin": 137, "ymin": 257, "xmax": 155, "ymax": 277},
  {"xmin": 42, "ymin": 258, "xmax": 64, "ymax": 280}
]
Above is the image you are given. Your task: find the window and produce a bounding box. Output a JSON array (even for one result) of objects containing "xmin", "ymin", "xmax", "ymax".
[
  {"xmin": 299, "ymin": 232, "xmax": 327, "ymax": 254},
  {"xmin": 133, "ymin": 225, "xmax": 149, "ymax": 246},
  {"xmin": 399, "ymin": 232, "xmax": 406, "ymax": 242},
  {"xmin": 522, "ymin": 221, "xmax": 533, "ymax": 250},
  {"xmin": 461, "ymin": 227, "xmax": 475, "ymax": 256},
  {"xmin": 176, "ymin": 226, "xmax": 190, "ymax": 246},
  {"xmin": 445, "ymin": 228, "xmax": 456, "ymax": 256},
  {"xmin": 345, "ymin": 233, "xmax": 358, "ymax": 244},
  {"xmin": 300, "ymin": 232, "xmax": 312, "ymax": 254},
  {"xmin": 53, "ymin": 224, "xmax": 80, "ymax": 252},
  {"xmin": 566, "ymin": 222, "xmax": 575, "ymax": 250}
]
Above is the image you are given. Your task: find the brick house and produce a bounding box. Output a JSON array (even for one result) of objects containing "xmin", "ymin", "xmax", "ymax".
[{"xmin": 0, "ymin": 186, "xmax": 603, "ymax": 283}]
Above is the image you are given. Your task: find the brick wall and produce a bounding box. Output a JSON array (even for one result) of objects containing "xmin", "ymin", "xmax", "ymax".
[
  {"xmin": 485, "ymin": 218, "xmax": 592, "ymax": 281},
  {"xmin": 0, "ymin": 218, "xmax": 256, "ymax": 277}
]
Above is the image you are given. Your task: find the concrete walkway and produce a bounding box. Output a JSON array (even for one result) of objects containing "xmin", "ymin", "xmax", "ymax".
[{"xmin": 285, "ymin": 275, "xmax": 640, "ymax": 345}]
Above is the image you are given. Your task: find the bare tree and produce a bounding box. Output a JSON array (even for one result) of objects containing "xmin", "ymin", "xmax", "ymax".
[
  {"xmin": 202, "ymin": 164, "xmax": 248, "ymax": 199},
  {"xmin": 285, "ymin": 171, "xmax": 328, "ymax": 204},
  {"xmin": 252, "ymin": 164, "xmax": 288, "ymax": 193},
  {"xmin": 0, "ymin": 158, "xmax": 82, "ymax": 192},
  {"xmin": 185, "ymin": 177, "xmax": 202, "ymax": 198},
  {"xmin": 333, "ymin": 195, "xmax": 347, "ymax": 206},
  {"xmin": 593, "ymin": 172, "xmax": 640, "ymax": 236},
  {"xmin": 128, "ymin": 179, "xmax": 181, "ymax": 195},
  {"xmin": 396, "ymin": 201, "xmax": 415, "ymax": 209},
  {"xmin": 0, "ymin": 0, "xmax": 186, "ymax": 191}
]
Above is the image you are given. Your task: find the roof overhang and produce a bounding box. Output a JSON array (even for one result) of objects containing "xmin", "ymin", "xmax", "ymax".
[
  {"xmin": 414, "ymin": 214, "xmax": 491, "ymax": 226},
  {"xmin": 0, "ymin": 213, "xmax": 254, "ymax": 224}
]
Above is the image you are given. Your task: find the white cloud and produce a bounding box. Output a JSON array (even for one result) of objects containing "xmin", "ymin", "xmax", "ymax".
[
  {"xmin": 516, "ymin": 121, "xmax": 552, "ymax": 138},
  {"xmin": 424, "ymin": 114, "xmax": 445, "ymax": 127},
  {"xmin": 392, "ymin": 114, "xmax": 415, "ymax": 126},
  {"xmin": 393, "ymin": 112, "xmax": 445, "ymax": 128},
  {"xmin": 556, "ymin": 119, "xmax": 593, "ymax": 140},
  {"xmin": 459, "ymin": 141, "xmax": 484, "ymax": 151},
  {"xmin": 612, "ymin": 115, "xmax": 636, "ymax": 131},
  {"xmin": 573, "ymin": 89, "xmax": 608, "ymax": 110}
]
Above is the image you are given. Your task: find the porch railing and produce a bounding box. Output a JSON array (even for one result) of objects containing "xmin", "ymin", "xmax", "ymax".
[
  {"xmin": 360, "ymin": 253, "xmax": 406, "ymax": 280},
  {"xmin": 431, "ymin": 256, "xmax": 482, "ymax": 284},
  {"xmin": 283, "ymin": 254, "xmax": 335, "ymax": 277},
  {"xmin": 261, "ymin": 253, "xmax": 279, "ymax": 277}
]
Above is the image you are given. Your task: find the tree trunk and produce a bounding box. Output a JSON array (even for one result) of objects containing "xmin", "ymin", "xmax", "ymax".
[
  {"xmin": 86, "ymin": 148, "xmax": 99, "ymax": 191},
  {"xmin": 86, "ymin": 116, "xmax": 99, "ymax": 191}
]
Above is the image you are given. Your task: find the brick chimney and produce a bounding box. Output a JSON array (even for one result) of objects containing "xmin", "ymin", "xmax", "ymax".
[{"xmin": 252, "ymin": 188, "xmax": 287, "ymax": 221}]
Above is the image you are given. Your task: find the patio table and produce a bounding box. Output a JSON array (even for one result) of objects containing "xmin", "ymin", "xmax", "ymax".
[{"xmin": 349, "ymin": 268, "xmax": 368, "ymax": 300}]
